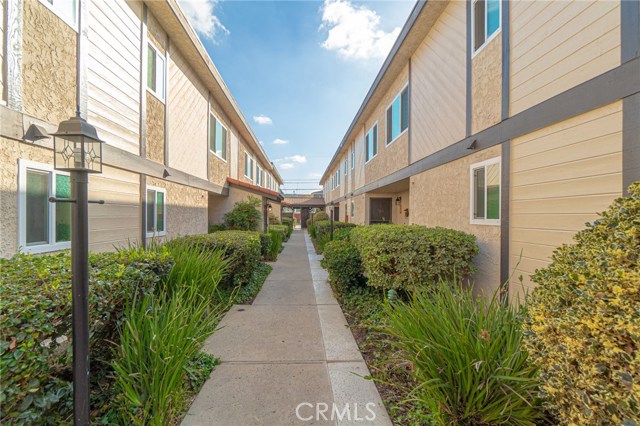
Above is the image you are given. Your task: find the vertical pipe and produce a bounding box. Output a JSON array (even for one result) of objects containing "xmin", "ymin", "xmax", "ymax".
[{"xmin": 71, "ymin": 170, "xmax": 90, "ymax": 426}]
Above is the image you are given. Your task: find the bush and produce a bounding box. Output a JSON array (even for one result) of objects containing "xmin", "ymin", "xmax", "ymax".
[
  {"xmin": 351, "ymin": 225, "xmax": 477, "ymax": 292},
  {"xmin": 208, "ymin": 223, "xmax": 226, "ymax": 233},
  {"xmin": 385, "ymin": 282, "xmax": 543, "ymax": 426},
  {"xmin": 258, "ymin": 233, "xmax": 271, "ymax": 259},
  {"xmin": 313, "ymin": 211, "xmax": 329, "ymax": 222},
  {"xmin": 321, "ymin": 238, "xmax": 364, "ymax": 291},
  {"xmin": 269, "ymin": 225, "xmax": 290, "ymax": 242},
  {"xmin": 268, "ymin": 213, "xmax": 280, "ymax": 225},
  {"xmin": 312, "ymin": 220, "xmax": 356, "ymax": 252},
  {"xmin": 176, "ymin": 231, "xmax": 261, "ymax": 287},
  {"xmin": 281, "ymin": 217, "xmax": 293, "ymax": 230},
  {"xmin": 523, "ymin": 182, "xmax": 640, "ymax": 425},
  {"xmin": 0, "ymin": 249, "xmax": 172, "ymax": 424},
  {"xmin": 266, "ymin": 231, "xmax": 282, "ymax": 261},
  {"xmin": 224, "ymin": 196, "xmax": 262, "ymax": 231}
]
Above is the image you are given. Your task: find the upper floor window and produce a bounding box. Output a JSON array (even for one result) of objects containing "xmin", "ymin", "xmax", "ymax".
[
  {"xmin": 470, "ymin": 157, "xmax": 500, "ymax": 225},
  {"xmin": 386, "ymin": 86, "xmax": 409, "ymax": 144},
  {"xmin": 351, "ymin": 149, "xmax": 355, "ymax": 170},
  {"xmin": 146, "ymin": 186, "xmax": 167, "ymax": 237},
  {"xmin": 147, "ymin": 43, "xmax": 165, "ymax": 100},
  {"xmin": 244, "ymin": 152, "xmax": 254, "ymax": 180},
  {"xmin": 256, "ymin": 165, "xmax": 263, "ymax": 186},
  {"xmin": 209, "ymin": 114, "xmax": 227, "ymax": 160},
  {"xmin": 41, "ymin": 0, "xmax": 78, "ymax": 30},
  {"xmin": 473, "ymin": 0, "xmax": 501, "ymax": 53},
  {"xmin": 365, "ymin": 123, "xmax": 378, "ymax": 163},
  {"xmin": 18, "ymin": 160, "xmax": 71, "ymax": 254},
  {"xmin": 344, "ymin": 158, "xmax": 348, "ymax": 175}
]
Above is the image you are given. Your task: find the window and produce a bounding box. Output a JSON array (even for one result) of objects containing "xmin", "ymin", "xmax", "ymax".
[
  {"xmin": 386, "ymin": 86, "xmax": 409, "ymax": 144},
  {"xmin": 41, "ymin": 0, "xmax": 78, "ymax": 29},
  {"xmin": 344, "ymin": 158, "xmax": 348, "ymax": 175},
  {"xmin": 209, "ymin": 114, "xmax": 227, "ymax": 160},
  {"xmin": 147, "ymin": 43, "xmax": 165, "ymax": 100},
  {"xmin": 365, "ymin": 123, "xmax": 378, "ymax": 162},
  {"xmin": 244, "ymin": 152, "xmax": 254, "ymax": 180},
  {"xmin": 473, "ymin": 0, "xmax": 501, "ymax": 53},
  {"xmin": 336, "ymin": 170, "xmax": 340, "ymax": 187},
  {"xmin": 350, "ymin": 202, "xmax": 354, "ymax": 219},
  {"xmin": 470, "ymin": 157, "xmax": 500, "ymax": 225},
  {"xmin": 18, "ymin": 160, "xmax": 71, "ymax": 253},
  {"xmin": 256, "ymin": 165, "xmax": 263, "ymax": 186},
  {"xmin": 146, "ymin": 187, "xmax": 166, "ymax": 237},
  {"xmin": 351, "ymin": 149, "xmax": 355, "ymax": 169}
]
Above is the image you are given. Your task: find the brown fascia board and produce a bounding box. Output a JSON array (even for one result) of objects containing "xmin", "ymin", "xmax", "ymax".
[
  {"xmin": 320, "ymin": 0, "xmax": 448, "ymax": 184},
  {"xmin": 146, "ymin": 0, "xmax": 279, "ymax": 176}
]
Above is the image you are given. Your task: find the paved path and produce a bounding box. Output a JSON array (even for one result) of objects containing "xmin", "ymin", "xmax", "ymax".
[{"xmin": 182, "ymin": 230, "xmax": 391, "ymax": 426}]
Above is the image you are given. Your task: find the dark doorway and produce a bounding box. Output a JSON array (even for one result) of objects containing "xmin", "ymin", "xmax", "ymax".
[
  {"xmin": 301, "ymin": 208, "xmax": 310, "ymax": 228},
  {"xmin": 369, "ymin": 198, "xmax": 392, "ymax": 224},
  {"xmin": 333, "ymin": 206, "xmax": 340, "ymax": 221}
]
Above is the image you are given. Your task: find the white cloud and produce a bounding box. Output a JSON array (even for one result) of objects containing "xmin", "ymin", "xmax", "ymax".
[
  {"xmin": 253, "ymin": 115, "xmax": 273, "ymax": 125},
  {"xmin": 178, "ymin": 0, "xmax": 229, "ymax": 41},
  {"xmin": 284, "ymin": 155, "xmax": 307, "ymax": 164},
  {"xmin": 279, "ymin": 163, "xmax": 295, "ymax": 170},
  {"xmin": 273, "ymin": 138, "xmax": 289, "ymax": 145},
  {"xmin": 320, "ymin": 0, "xmax": 400, "ymax": 60}
]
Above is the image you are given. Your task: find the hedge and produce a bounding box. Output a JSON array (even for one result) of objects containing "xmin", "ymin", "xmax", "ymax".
[
  {"xmin": 321, "ymin": 238, "xmax": 364, "ymax": 291},
  {"xmin": 0, "ymin": 249, "xmax": 172, "ymax": 424},
  {"xmin": 313, "ymin": 211, "xmax": 329, "ymax": 222},
  {"xmin": 266, "ymin": 230, "xmax": 283, "ymax": 261},
  {"xmin": 314, "ymin": 220, "xmax": 356, "ymax": 242},
  {"xmin": 281, "ymin": 217, "xmax": 293, "ymax": 230},
  {"xmin": 523, "ymin": 182, "xmax": 640, "ymax": 425},
  {"xmin": 174, "ymin": 231, "xmax": 261, "ymax": 287},
  {"xmin": 259, "ymin": 233, "xmax": 271, "ymax": 259},
  {"xmin": 350, "ymin": 225, "xmax": 477, "ymax": 291},
  {"xmin": 269, "ymin": 225, "xmax": 290, "ymax": 242}
]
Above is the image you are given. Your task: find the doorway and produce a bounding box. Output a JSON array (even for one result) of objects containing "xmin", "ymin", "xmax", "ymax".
[{"xmin": 369, "ymin": 198, "xmax": 392, "ymax": 224}]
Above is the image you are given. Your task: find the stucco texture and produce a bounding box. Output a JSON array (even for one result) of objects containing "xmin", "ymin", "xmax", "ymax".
[
  {"xmin": 409, "ymin": 145, "xmax": 502, "ymax": 295},
  {"xmin": 22, "ymin": 0, "xmax": 76, "ymax": 125},
  {"xmin": 471, "ymin": 32, "xmax": 502, "ymax": 134},
  {"xmin": 147, "ymin": 12, "xmax": 167, "ymax": 54},
  {"xmin": 146, "ymin": 92, "xmax": 165, "ymax": 163},
  {"xmin": 209, "ymin": 187, "xmax": 266, "ymax": 231},
  {"xmin": 146, "ymin": 177, "xmax": 208, "ymax": 240}
]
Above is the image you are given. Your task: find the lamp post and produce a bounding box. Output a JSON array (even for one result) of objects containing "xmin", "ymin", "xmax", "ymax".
[
  {"xmin": 330, "ymin": 202, "xmax": 334, "ymax": 241},
  {"xmin": 51, "ymin": 114, "xmax": 104, "ymax": 426}
]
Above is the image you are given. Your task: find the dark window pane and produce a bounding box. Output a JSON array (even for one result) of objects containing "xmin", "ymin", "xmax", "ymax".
[
  {"xmin": 474, "ymin": 0, "xmax": 486, "ymax": 51},
  {"xmin": 373, "ymin": 125, "xmax": 378, "ymax": 156},
  {"xmin": 156, "ymin": 192, "xmax": 165, "ymax": 232},
  {"xmin": 474, "ymin": 167, "xmax": 485, "ymax": 219},
  {"xmin": 386, "ymin": 106, "xmax": 393, "ymax": 143},
  {"xmin": 26, "ymin": 170, "xmax": 49, "ymax": 245},
  {"xmin": 401, "ymin": 87, "xmax": 409, "ymax": 132},
  {"xmin": 55, "ymin": 174, "xmax": 71, "ymax": 242},
  {"xmin": 146, "ymin": 189, "xmax": 155, "ymax": 232},
  {"xmin": 147, "ymin": 46, "xmax": 156, "ymax": 91}
]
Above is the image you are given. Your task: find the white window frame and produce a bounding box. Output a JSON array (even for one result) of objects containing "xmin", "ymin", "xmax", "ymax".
[
  {"xmin": 39, "ymin": 0, "xmax": 79, "ymax": 31},
  {"xmin": 244, "ymin": 152, "xmax": 254, "ymax": 181},
  {"xmin": 209, "ymin": 112, "xmax": 228, "ymax": 161},
  {"xmin": 256, "ymin": 165, "xmax": 263, "ymax": 186},
  {"xmin": 18, "ymin": 160, "xmax": 71, "ymax": 254},
  {"xmin": 147, "ymin": 42, "xmax": 166, "ymax": 102},
  {"xmin": 471, "ymin": 0, "xmax": 502, "ymax": 57},
  {"xmin": 385, "ymin": 83, "xmax": 409, "ymax": 146},
  {"xmin": 365, "ymin": 122, "xmax": 379, "ymax": 164},
  {"xmin": 146, "ymin": 186, "xmax": 167, "ymax": 237},
  {"xmin": 469, "ymin": 157, "xmax": 501, "ymax": 226},
  {"xmin": 351, "ymin": 149, "xmax": 355, "ymax": 170}
]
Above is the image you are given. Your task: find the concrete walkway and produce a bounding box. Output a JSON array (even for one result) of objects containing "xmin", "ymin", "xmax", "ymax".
[{"xmin": 182, "ymin": 230, "xmax": 391, "ymax": 426}]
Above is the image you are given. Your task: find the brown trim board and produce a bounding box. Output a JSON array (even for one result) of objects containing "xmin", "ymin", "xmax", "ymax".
[
  {"xmin": 140, "ymin": 174, "xmax": 147, "ymax": 248},
  {"xmin": 327, "ymin": 57, "xmax": 640, "ymax": 203},
  {"xmin": 499, "ymin": 141, "xmax": 510, "ymax": 302},
  {"xmin": 139, "ymin": 4, "xmax": 148, "ymax": 158},
  {"xmin": 623, "ymin": 93, "xmax": 640, "ymax": 195}
]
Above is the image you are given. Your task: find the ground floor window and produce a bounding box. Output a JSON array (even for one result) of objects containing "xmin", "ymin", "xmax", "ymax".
[
  {"xmin": 146, "ymin": 186, "xmax": 166, "ymax": 237},
  {"xmin": 18, "ymin": 160, "xmax": 71, "ymax": 253},
  {"xmin": 470, "ymin": 157, "xmax": 500, "ymax": 225}
]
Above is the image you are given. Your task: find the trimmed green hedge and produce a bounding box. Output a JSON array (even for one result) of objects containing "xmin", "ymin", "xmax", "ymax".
[
  {"xmin": 322, "ymin": 238, "xmax": 364, "ymax": 291},
  {"xmin": 312, "ymin": 221, "xmax": 356, "ymax": 252},
  {"xmin": 269, "ymin": 225, "xmax": 290, "ymax": 242},
  {"xmin": 266, "ymin": 230, "xmax": 283, "ymax": 261},
  {"xmin": 0, "ymin": 249, "xmax": 172, "ymax": 424},
  {"xmin": 259, "ymin": 233, "xmax": 271, "ymax": 259},
  {"xmin": 313, "ymin": 211, "xmax": 329, "ymax": 222},
  {"xmin": 350, "ymin": 225, "xmax": 477, "ymax": 291},
  {"xmin": 281, "ymin": 217, "xmax": 293, "ymax": 230}
]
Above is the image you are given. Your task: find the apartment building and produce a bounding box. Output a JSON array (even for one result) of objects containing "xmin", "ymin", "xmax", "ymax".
[
  {"xmin": 321, "ymin": 0, "xmax": 639, "ymax": 298},
  {"xmin": 0, "ymin": 0, "xmax": 282, "ymax": 258}
]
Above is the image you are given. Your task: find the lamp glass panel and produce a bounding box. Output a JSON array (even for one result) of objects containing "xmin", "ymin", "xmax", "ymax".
[{"xmin": 26, "ymin": 170, "xmax": 49, "ymax": 245}]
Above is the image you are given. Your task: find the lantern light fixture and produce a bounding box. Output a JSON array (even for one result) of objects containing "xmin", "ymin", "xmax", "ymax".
[{"xmin": 52, "ymin": 114, "xmax": 105, "ymax": 173}]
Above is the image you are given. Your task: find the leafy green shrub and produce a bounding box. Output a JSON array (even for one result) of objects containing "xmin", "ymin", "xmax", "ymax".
[
  {"xmin": 312, "ymin": 221, "xmax": 356, "ymax": 252},
  {"xmin": 0, "ymin": 249, "xmax": 172, "ymax": 424},
  {"xmin": 266, "ymin": 231, "xmax": 283, "ymax": 261},
  {"xmin": 281, "ymin": 217, "xmax": 293, "ymax": 230},
  {"xmin": 224, "ymin": 196, "xmax": 262, "ymax": 231},
  {"xmin": 523, "ymin": 182, "xmax": 640, "ymax": 425},
  {"xmin": 313, "ymin": 211, "xmax": 329, "ymax": 222},
  {"xmin": 385, "ymin": 282, "xmax": 543, "ymax": 426},
  {"xmin": 208, "ymin": 223, "xmax": 226, "ymax": 233},
  {"xmin": 322, "ymin": 238, "xmax": 364, "ymax": 291},
  {"xmin": 163, "ymin": 241, "xmax": 228, "ymax": 298},
  {"xmin": 258, "ymin": 233, "xmax": 271, "ymax": 259},
  {"xmin": 268, "ymin": 213, "xmax": 280, "ymax": 225},
  {"xmin": 351, "ymin": 225, "xmax": 477, "ymax": 291},
  {"xmin": 176, "ymin": 231, "xmax": 261, "ymax": 287},
  {"xmin": 269, "ymin": 225, "xmax": 289, "ymax": 242}
]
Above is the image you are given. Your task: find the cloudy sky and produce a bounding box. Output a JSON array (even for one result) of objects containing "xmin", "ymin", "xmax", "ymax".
[{"xmin": 178, "ymin": 0, "xmax": 415, "ymax": 192}]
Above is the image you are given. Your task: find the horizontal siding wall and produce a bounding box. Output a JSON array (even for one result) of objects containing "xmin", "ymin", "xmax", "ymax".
[
  {"xmin": 87, "ymin": 0, "xmax": 141, "ymax": 154},
  {"xmin": 354, "ymin": 129, "xmax": 365, "ymax": 189},
  {"xmin": 510, "ymin": 0, "xmax": 621, "ymax": 114},
  {"xmin": 509, "ymin": 101, "xmax": 623, "ymax": 297},
  {"xmin": 410, "ymin": 0, "xmax": 466, "ymax": 163}
]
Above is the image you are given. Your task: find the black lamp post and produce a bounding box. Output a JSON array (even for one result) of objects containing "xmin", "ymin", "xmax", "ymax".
[
  {"xmin": 51, "ymin": 114, "xmax": 104, "ymax": 426},
  {"xmin": 330, "ymin": 202, "xmax": 334, "ymax": 241}
]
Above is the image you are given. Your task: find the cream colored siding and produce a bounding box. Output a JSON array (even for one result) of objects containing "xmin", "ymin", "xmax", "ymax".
[
  {"xmin": 230, "ymin": 131, "xmax": 239, "ymax": 179},
  {"xmin": 410, "ymin": 0, "xmax": 466, "ymax": 163},
  {"xmin": 87, "ymin": 0, "xmax": 141, "ymax": 154},
  {"xmin": 88, "ymin": 166, "xmax": 140, "ymax": 252},
  {"xmin": 354, "ymin": 130, "xmax": 365, "ymax": 189},
  {"xmin": 509, "ymin": 101, "xmax": 623, "ymax": 297},
  {"xmin": 510, "ymin": 0, "xmax": 621, "ymax": 115},
  {"xmin": 167, "ymin": 48, "xmax": 208, "ymax": 180}
]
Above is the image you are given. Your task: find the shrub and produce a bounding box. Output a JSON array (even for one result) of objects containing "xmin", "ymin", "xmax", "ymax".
[
  {"xmin": 268, "ymin": 213, "xmax": 280, "ymax": 225},
  {"xmin": 312, "ymin": 221, "xmax": 356, "ymax": 252},
  {"xmin": 208, "ymin": 223, "xmax": 226, "ymax": 233},
  {"xmin": 258, "ymin": 233, "xmax": 271, "ymax": 259},
  {"xmin": 523, "ymin": 182, "xmax": 640, "ymax": 425},
  {"xmin": 281, "ymin": 217, "xmax": 293, "ymax": 231},
  {"xmin": 0, "ymin": 249, "xmax": 172, "ymax": 424},
  {"xmin": 351, "ymin": 225, "xmax": 477, "ymax": 292},
  {"xmin": 321, "ymin": 239, "xmax": 364, "ymax": 291},
  {"xmin": 266, "ymin": 231, "xmax": 282, "ymax": 261},
  {"xmin": 269, "ymin": 225, "xmax": 289, "ymax": 242},
  {"xmin": 313, "ymin": 211, "xmax": 329, "ymax": 222},
  {"xmin": 385, "ymin": 282, "xmax": 543, "ymax": 426},
  {"xmin": 224, "ymin": 196, "xmax": 262, "ymax": 231}
]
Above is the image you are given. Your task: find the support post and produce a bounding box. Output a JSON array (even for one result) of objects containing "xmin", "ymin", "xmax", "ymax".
[{"xmin": 330, "ymin": 206, "xmax": 334, "ymax": 241}]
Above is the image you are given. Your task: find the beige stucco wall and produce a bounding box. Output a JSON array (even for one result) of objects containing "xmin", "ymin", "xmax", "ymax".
[
  {"xmin": 146, "ymin": 92, "xmax": 165, "ymax": 163},
  {"xmin": 510, "ymin": 0, "xmax": 620, "ymax": 115},
  {"xmin": 208, "ymin": 186, "xmax": 266, "ymax": 232},
  {"xmin": 146, "ymin": 177, "xmax": 208, "ymax": 241},
  {"xmin": 509, "ymin": 101, "xmax": 623, "ymax": 301},
  {"xmin": 270, "ymin": 201, "xmax": 282, "ymax": 222},
  {"xmin": 22, "ymin": 0, "xmax": 76, "ymax": 125},
  {"xmin": 410, "ymin": 145, "xmax": 502, "ymax": 295},
  {"xmin": 352, "ymin": 194, "xmax": 366, "ymax": 225},
  {"xmin": 471, "ymin": 32, "xmax": 502, "ymax": 134}
]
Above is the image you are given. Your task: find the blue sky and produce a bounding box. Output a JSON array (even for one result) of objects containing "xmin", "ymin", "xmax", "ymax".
[{"xmin": 178, "ymin": 0, "xmax": 415, "ymax": 192}]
